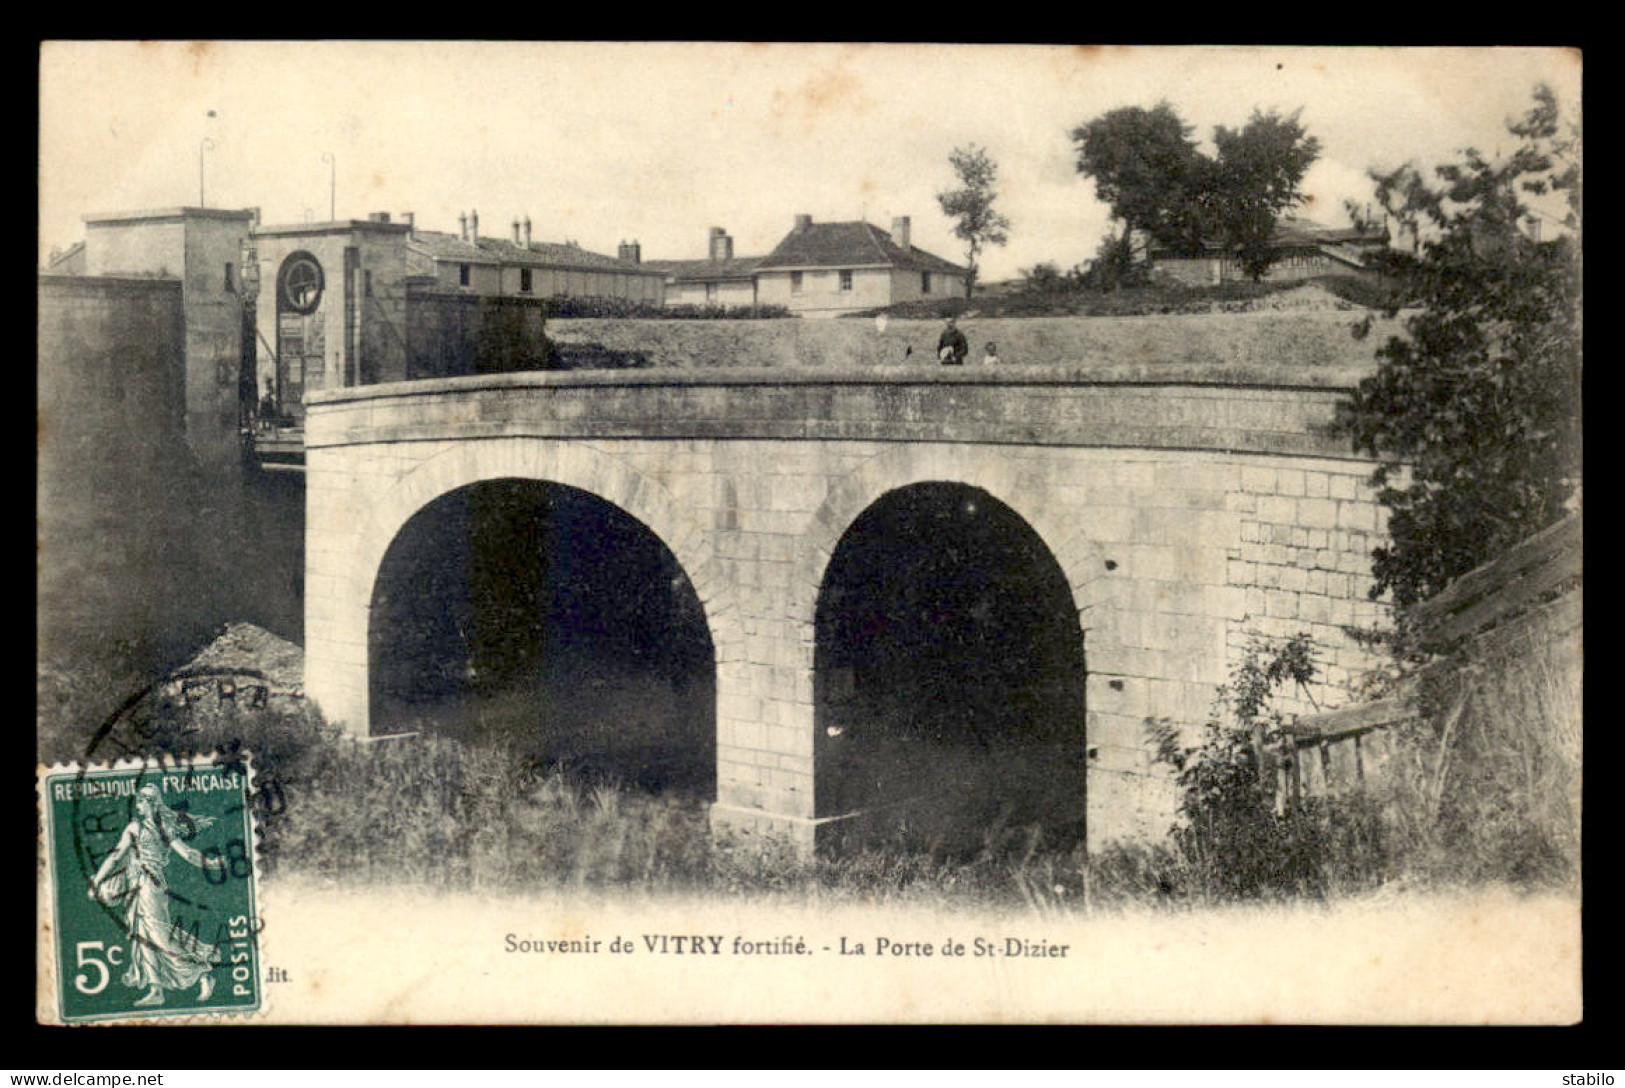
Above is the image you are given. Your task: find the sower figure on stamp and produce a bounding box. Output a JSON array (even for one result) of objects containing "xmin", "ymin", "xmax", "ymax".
[
  {"xmin": 937, "ymin": 316, "xmax": 968, "ymax": 366},
  {"xmin": 88, "ymin": 784, "xmax": 227, "ymax": 1007}
]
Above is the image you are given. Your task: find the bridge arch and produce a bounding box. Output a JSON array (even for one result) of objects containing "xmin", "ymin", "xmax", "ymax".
[
  {"xmin": 791, "ymin": 445, "xmax": 1115, "ymax": 650},
  {"xmin": 790, "ymin": 445, "xmax": 1120, "ymax": 848},
  {"xmin": 329, "ymin": 437, "xmax": 744, "ymax": 737}
]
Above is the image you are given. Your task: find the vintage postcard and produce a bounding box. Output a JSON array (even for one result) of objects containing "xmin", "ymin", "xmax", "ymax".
[{"xmin": 37, "ymin": 42, "xmax": 1582, "ymax": 1025}]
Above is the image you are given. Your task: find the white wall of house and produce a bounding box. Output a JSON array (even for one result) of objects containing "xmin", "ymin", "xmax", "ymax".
[
  {"xmin": 432, "ymin": 260, "xmax": 503, "ymax": 294},
  {"xmin": 667, "ymin": 279, "xmax": 757, "ymax": 308},
  {"xmin": 888, "ymin": 267, "xmax": 966, "ymax": 303},
  {"xmin": 431, "ymin": 261, "xmax": 664, "ymax": 303},
  {"xmin": 757, "ymin": 266, "xmax": 893, "ymax": 316}
]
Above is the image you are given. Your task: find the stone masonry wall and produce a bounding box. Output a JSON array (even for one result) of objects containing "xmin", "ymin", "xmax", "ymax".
[
  {"xmin": 1229, "ymin": 461, "xmax": 1390, "ymax": 717},
  {"xmin": 37, "ymin": 275, "xmax": 221, "ymax": 693},
  {"xmin": 303, "ymin": 369, "xmax": 1391, "ymax": 850}
]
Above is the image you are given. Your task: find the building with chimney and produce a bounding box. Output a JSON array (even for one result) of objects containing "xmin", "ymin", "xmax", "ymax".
[
  {"xmin": 753, "ymin": 215, "xmax": 967, "ymax": 317},
  {"xmin": 645, "ymin": 227, "xmax": 764, "ymax": 310},
  {"xmin": 405, "ymin": 210, "xmax": 666, "ymax": 305}
]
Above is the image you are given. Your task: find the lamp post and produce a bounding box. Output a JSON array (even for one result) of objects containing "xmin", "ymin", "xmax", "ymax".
[
  {"xmin": 199, "ymin": 137, "xmax": 215, "ymax": 207},
  {"xmin": 321, "ymin": 152, "xmax": 335, "ymax": 221}
]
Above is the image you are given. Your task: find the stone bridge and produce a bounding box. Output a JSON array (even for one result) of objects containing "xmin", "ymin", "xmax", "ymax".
[{"xmin": 303, "ymin": 363, "xmax": 1391, "ymax": 851}]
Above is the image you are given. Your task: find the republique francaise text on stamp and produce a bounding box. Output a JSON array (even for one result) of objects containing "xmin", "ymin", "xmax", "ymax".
[{"xmin": 39, "ymin": 752, "xmax": 264, "ymax": 1024}]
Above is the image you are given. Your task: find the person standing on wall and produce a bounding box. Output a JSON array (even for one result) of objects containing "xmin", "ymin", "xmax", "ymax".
[{"xmin": 937, "ymin": 315, "xmax": 968, "ymax": 366}]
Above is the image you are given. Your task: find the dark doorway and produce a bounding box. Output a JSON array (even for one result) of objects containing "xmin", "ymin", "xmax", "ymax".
[
  {"xmin": 369, "ymin": 479, "xmax": 715, "ymax": 796},
  {"xmin": 814, "ymin": 483, "xmax": 1086, "ymax": 856}
]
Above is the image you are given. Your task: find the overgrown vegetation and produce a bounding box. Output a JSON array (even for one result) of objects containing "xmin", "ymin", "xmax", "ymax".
[
  {"xmin": 1145, "ymin": 635, "xmax": 1391, "ymax": 901},
  {"xmin": 1140, "ymin": 623, "xmax": 1579, "ymax": 900},
  {"xmin": 1336, "ymin": 84, "xmax": 1582, "ymax": 608},
  {"xmin": 1382, "ymin": 618, "xmax": 1580, "ymax": 889},
  {"xmin": 39, "ymin": 612, "xmax": 1577, "ymax": 911}
]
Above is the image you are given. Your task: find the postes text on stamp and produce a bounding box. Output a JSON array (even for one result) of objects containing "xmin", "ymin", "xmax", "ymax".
[{"xmin": 40, "ymin": 752, "xmax": 263, "ymax": 1024}]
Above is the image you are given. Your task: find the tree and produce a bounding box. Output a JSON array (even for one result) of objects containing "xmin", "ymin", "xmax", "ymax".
[
  {"xmin": 936, "ymin": 144, "xmax": 1011, "ymax": 298},
  {"xmin": 1210, "ymin": 109, "xmax": 1323, "ymax": 281},
  {"xmin": 1070, "ymin": 103, "xmax": 1205, "ymax": 258},
  {"xmin": 1072, "ymin": 103, "xmax": 1322, "ymax": 280},
  {"xmin": 1336, "ymin": 85, "xmax": 1581, "ymax": 609}
]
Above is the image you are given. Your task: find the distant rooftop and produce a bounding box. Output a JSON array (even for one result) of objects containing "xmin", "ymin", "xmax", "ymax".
[
  {"xmin": 1150, "ymin": 215, "xmax": 1389, "ymax": 261},
  {"xmin": 644, "ymin": 255, "xmax": 764, "ymax": 283},
  {"xmin": 757, "ymin": 220, "xmax": 966, "ymax": 275},
  {"xmin": 408, "ymin": 230, "xmax": 662, "ymax": 276}
]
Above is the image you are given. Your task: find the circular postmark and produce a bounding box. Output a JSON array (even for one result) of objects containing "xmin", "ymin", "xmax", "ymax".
[{"xmin": 47, "ymin": 664, "xmax": 282, "ymax": 1021}]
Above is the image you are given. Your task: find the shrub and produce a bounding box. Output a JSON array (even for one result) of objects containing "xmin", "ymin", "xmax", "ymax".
[{"xmin": 1145, "ymin": 634, "xmax": 1393, "ymax": 901}]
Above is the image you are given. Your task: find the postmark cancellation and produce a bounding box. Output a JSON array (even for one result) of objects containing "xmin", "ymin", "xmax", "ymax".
[{"xmin": 37, "ymin": 752, "xmax": 265, "ymax": 1024}]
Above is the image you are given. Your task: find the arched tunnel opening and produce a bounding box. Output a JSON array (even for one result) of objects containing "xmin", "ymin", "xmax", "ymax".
[
  {"xmin": 369, "ymin": 478, "xmax": 715, "ymax": 797},
  {"xmin": 814, "ymin": 482, "xmax": 1087, "ymax": 857}
]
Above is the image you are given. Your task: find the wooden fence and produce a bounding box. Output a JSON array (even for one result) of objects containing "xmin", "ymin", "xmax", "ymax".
[{"xmin": 1274, "ymin": 510, "xmax": 1581, "ymax": 806}]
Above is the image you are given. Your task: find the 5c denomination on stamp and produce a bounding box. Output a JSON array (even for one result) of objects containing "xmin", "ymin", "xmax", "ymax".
[{"xmin": 40, "ymin": 752, "xmax": 264, "ymax": 1024}]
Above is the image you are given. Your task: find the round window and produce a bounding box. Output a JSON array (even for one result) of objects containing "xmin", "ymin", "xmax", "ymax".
[{"xmin": 278, "ymin": 253, "xmax": 325, "ymax": 315}]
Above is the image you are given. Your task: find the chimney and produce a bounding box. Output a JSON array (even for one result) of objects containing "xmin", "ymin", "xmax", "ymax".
[
  {"xmin": 709, "ymin": 227, "xmax": 733, "ymax": 262},
  {"xmin": 459, "ymin": 212, "xmax": 468, "ymax": 241},
  {"xmin": 891, "ymin": 215, "xmax": 911, "ymax": 251},
  {"xmin": 793, "ymin": 214, "xmax": 812, "ymax": 233},
  {"xmin": 248, "ymin": 207, "xmax": 261, "ymax": 229},
  {"xmin": 513, "ymin": 218, "xmax": 522, "ymax": 245},
  {"xmin": 469, "ymin": 209, "xmax": 480, "ymax": 242},
  {"xmin": 368, "ymin": 212, "xmax": 391, "ymax": 223},
  {"xmin": 618, "ymin": 240, "xmax": 642, "ymax": 264},
  {"xmin": 523, "ymin": 216, "xmax": 532, "ymax": 248},
  {"xmin": 401, "ymin": 212, "xmax": 415, "ymax": 240}
]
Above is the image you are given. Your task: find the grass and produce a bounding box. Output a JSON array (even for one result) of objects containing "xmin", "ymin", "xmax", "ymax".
[
  {"xmin": 865, "ymin": 274, "xmax": 1395, "ymax": 320},
  {"xmin": 37, "ymin": 604, "xmax": 1579, "ymax": 911},
  {"xmin": 1376, "ymin": 616, "xmax": 1582, "ymax": 889}
]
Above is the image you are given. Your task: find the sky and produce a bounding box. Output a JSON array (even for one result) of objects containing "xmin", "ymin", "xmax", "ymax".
[{"xmin": 38, "ymin": 43, "xmax": 1581, "ymax": 282}]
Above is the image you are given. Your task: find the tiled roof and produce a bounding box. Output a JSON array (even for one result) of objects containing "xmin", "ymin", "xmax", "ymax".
[
  {"xmin": 478, "ymin": 236, "xmax": 664, "ymax": 275},
  {"xmin": 408, "ymin": 231, "xmax": 500, "ymax": 267},
  {"xmin": 756, "ymin": 221, "xmax": 966, "ymax": 275},
  {"xmin": 1151, "ymin": 215, "xmax": 1388, "ymax": 257},
  {"xmin": 644, "ymin": 256, "xmax": 764, "ymax": 283},
  {"xmin": 408, "ymin": 231, "xmax": 662, "ymax": 276}
]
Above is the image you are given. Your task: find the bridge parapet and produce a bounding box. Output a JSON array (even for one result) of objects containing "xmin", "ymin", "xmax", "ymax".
[{"xmin": 305, "ymin": 365, "xmax": 1373, "ymax": 460}]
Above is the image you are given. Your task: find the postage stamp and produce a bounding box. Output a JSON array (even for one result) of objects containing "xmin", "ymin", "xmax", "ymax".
[{"xmin": 39, "ymin": 752, "xmax": 264, "ymax": 1024}]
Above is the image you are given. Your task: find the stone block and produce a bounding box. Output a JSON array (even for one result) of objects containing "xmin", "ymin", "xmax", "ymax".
[
  {"xmin": 1337, "ymin": 501, "xmax": 1377, "ymax": 532},
  {"xmin": 1297, "ymin": 498, "xmax": 1338, "ymax": 530},
  {"xmin": 1240, "ymin": 465, "xmax": 1276, "ymax": 494},
  {"xmin": 1298, "ymin": 594, "xmax": 1330, "ymax": 624},
  {"xmin": 1265, "ymin": 590, "xmax": 1299, "ymax": 619},
  {"xmin": 1129, "ymin": 544, "xmax": 1179, "ymax": 583},
  {"xmin": 1174, "ymin": 546, "xmax": 1229, "ymax": 586},
  {"xmin": 1257, "ymin": 495, "xmax": 1296, "ymax": 525}
]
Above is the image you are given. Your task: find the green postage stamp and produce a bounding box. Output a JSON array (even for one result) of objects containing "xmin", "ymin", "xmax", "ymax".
[{"xmin": 39, "ymin": 753, "xmax": 264, "ymax": 1024}]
